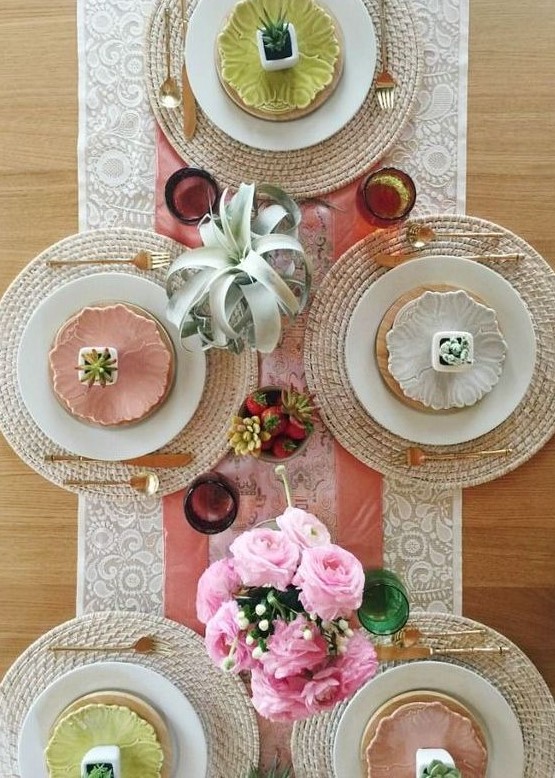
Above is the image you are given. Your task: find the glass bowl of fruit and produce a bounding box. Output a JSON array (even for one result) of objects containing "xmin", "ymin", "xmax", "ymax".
[{"xmin": 227, "ymin": 385, "xmax": 316, "ymax": 462}]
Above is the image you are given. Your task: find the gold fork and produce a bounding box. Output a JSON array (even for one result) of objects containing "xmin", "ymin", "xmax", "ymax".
[
  {"xmin": 375, "ymin": 0, "xmax": 396, "ymax": 110},
  {"xmin": 49, "ymin": 634, "xmax": 173, "ymax": 655},
  {"xmin": 46, "ymin": 250, "xmax": 172, "ymax": 271}
]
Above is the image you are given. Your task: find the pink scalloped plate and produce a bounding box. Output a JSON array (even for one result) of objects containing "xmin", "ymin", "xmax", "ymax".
[
  {"xmin": 49, "ymin": 304, "xmax": 175, "ymax": 426},
  {"xmin": 365, "ymin": 700, "xmax": 488, "ymax": 778}
]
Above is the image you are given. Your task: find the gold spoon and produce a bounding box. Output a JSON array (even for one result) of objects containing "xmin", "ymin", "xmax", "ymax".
[
  {"xmin": 393, "ymin": 625, "xmax": 486, "ymax": 647},
  {"xmin": 63, "ymin": 470, "xmax": 160, "ymax": 495},
  {"xmin": 406, "ymin": 223, "xmax": 505, "ymax": 249},
  {"xmin": 159, "ymin": 9, "xmax": 181, "ymax": 109},
  {"xmin": 406, "ymin": 446, "xmax": 512, "ymax": 466}
]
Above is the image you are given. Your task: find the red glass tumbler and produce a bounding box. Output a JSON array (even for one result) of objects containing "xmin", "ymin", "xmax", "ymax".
[
  {"xmin": 358, "ymin": 167, "xmax": 416, "ymax": 227},
  {"xmin": 165, "ymin": 167, "xmax": 220, "ymax": 225},
  {"xmin": 183, "ymin": 472, "xmax": 239, "ymax": 534}
]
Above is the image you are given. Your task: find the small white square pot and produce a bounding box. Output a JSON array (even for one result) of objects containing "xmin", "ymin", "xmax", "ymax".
[
  {"xmin": 416, "ymin": 748, "xmax": 456, "ymax": 777},
  {"xmin": 431, "ymin": 331, "xmax": 474, "ymax": 372},
  {"xmin": 77, "ymin": 346, "xmax": 118, "ymax": 385},
  {"xmin": 256, "ymin": 23, "xmax": 299, "ymax": 71},
  {"xmin": 81, "ymin": 745, "xmax": 121, "ymax": 778}
]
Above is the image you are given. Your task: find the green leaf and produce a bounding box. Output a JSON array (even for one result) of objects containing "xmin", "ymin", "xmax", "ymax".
[{"xmin": 241, "ymin": 282, "xmax": 282, "ymax": 353}]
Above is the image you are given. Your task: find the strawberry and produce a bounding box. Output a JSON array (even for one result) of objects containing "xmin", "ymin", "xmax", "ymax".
[
  {"xmin": 244, "ymin": 390, "xmax": 269, "ymax": 417},
  {"xmin": 261, "ymin": 405, "xmax": 287, "ymax": 437},
  {"xmin": 284, "ymin": 417, "xmax": 313, "ymax": 441},
  {"xmin": 271, "ymin": 436, "xmax": 298, "ymax": 459}
]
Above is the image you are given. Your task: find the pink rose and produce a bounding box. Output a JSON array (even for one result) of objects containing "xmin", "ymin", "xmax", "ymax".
[
  {"xmin": 260, "ymin": 615, "xmax": 327, "ymax": 679},
  {"xmin": 205, "ymin": 600, "xmax": 252, "ymax": 673},
  {"xmin": 230, "ymin": 528, "xmax": 300, "ymax": 590},
  {"xmin": 275, "ymin": 507, "xmax": 331, "ymax": 548},
  {"xmin": 293, "ymin": 545, "xmax": 365, "ymax": 621},
  {"xmin": 250, "ymin": 666, "xmax": 309, "ymax": 721},
  {"xmin": 335, "ymin": 631, "xmax": 378, "ymax": 697},
  {"xmin": 301, "ymin": 665, "xmax": 344, "ymax": 713},
  {"xmin": 196, "ymin": 558, "xmax": 241, "ymax": 624}
]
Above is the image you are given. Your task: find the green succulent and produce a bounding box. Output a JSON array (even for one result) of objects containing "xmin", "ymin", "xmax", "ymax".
[
  {"xmin": 258, "ymin": 10, "xmax": 290, "ymax": 53},
  {"xmin": 87, "ymin": 765, "xmax": 114, "ymax": 778},
  {"xmin": 77, "ymin": 347, "xmax": 118, "ymax": 387},
  {"xmin": 422, "ymin": 760, "xmax": 461, "ymax": 778}
]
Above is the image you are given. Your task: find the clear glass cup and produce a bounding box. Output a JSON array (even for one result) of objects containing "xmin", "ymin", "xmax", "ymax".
[
  {"xmin": 357, "ymin": 568, "xmax": 410, "ymax": 635},
  {"xmin": 358, "ymin": 167, "xmax": 416, "ymax": 227},
  {"xmin": 164, "ymin": 167, "xmax": 220, "ymax": 225},
  {"xmin": 183, "ymin": 471, "xmax": 239, "ymax": 534}
]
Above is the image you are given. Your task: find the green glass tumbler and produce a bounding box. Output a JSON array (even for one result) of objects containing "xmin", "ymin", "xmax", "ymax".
[{"xmin": 357, "ymin": 568, "xmax": 410, "ymax": 635}]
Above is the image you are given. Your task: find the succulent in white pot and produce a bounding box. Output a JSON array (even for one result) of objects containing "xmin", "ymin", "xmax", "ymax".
[{"xmin": 166, "ymin": 182, "xmax": 312, "ymax": 354}]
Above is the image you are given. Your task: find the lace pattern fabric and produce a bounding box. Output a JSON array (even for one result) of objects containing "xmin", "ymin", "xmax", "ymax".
[{"xmin": 77, "ymin": 0, "xmax": 467, "ymax": 616}]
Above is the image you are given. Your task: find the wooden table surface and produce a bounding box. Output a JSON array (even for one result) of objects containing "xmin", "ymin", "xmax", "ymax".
[{"xmin": 0, "ymin": 0, "xmax": 554, "ymax": 701}]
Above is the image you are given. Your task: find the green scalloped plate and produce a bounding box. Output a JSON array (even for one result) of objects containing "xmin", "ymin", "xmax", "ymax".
[
  {"xmin": 45, "ymin": 704, "xmax": 164, "ymax": 778},
  {"xmin": 217, "ymin": 0, "xmax": 343, "ymax": 120}
]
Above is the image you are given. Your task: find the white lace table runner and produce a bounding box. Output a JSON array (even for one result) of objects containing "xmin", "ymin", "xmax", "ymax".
[{"xmin": 76, "ymin": 0, "xmax": 468, "ymax": 617}]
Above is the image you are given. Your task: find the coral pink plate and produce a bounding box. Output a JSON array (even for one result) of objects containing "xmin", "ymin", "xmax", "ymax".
[
  {"xmin": 365, "ymin": 700, "xmax": 487, "ymax": 777},
  {"xmin": 49, "ymin": 304, "xmax": 175, "ymax": 426}
]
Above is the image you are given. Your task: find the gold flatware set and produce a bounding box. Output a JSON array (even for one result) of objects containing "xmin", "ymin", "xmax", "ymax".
[
  {"xmin": 374, "ymin": 623, "xmax": 508, "ymax": 662},
  {"xmin": 159, "ymin": 2, "xmax": 196, "ymax": 137}
]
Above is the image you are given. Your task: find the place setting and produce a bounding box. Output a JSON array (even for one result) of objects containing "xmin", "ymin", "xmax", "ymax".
[
  {"xmin": 281, "ymin": 560, "xmax": 554, "ymax": 777},
  {"xmin": 144, "ymin": 0, "xmax": 422, "ymax": 197},
  {"xmin": 0, "ymin": 610, "xmax": 259, "ymax": 778},
  {"xmin": 304, "ymin": 210, "xmax": 555, "ymax": 488},
  {"xmin": 0, "ymin": 226, "xmax": 257, "ymax": 497}
]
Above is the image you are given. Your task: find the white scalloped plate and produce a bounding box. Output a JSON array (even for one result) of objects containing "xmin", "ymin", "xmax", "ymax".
[{"xmin": 345, "ymin": 256, "xmax": 536, "ymax": 445}]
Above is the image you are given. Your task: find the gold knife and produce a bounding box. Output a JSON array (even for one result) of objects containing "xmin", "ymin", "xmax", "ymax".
[
  {"xmin": 376, "ymin": 644, "xmax": 509, "ymax": 662},
  {"xmin": 44, "ymin": 452, "xmax": 193, "ymax": 468},
  {"xmin": 180, "ymin": 0, "xmax": 197, "ymax": 139}
]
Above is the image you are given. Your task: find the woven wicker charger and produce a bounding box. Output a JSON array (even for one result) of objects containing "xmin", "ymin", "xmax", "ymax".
[
  {"xmin": 144, "ymin": 0, "xmax": 422, "ymax": 199},
  {"xmin": 291, "ymin": 612, "xmax": 555, "ymax": 777},
  {"xmin": 0, "ymin": 611, "xmax": 259, "ymax": 778},
  {"xmin": 304, "ymin": 214, "xmax": 555, "ymax": 489},
  {"xmin": 0, "ymin": 228, "xmax": 257, "ymax": 498}
]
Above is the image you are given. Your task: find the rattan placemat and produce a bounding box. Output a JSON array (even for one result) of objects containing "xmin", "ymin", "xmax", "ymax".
[
  {"xmin": 0, "ymin": 611, "xmax": 259, "ymax": 778},
  {"xmin": 304, "ymin": 215, "xmax": 555, "ymax": 489},
  {"xmin": 0, "ymin": 228, "xmax": 257, "ymax": 497},
  {"xmin": 145, "ymin": 0, "xmax": 422, "ymax": 198},
  {"xmin": 291, "ymin": 612, "xmax": 555, "ymax": 777}
]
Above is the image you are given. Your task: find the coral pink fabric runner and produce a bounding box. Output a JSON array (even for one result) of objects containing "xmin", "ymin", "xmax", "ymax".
[{"xmin": 155, "ymin": 125, "xmax": 383, "ymax": 632}]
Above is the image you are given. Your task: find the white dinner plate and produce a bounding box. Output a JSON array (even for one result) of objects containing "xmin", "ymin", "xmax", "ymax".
[
  {"xmin": 186, "ymin": 0, "xmax": 376, "ymax": 151},
  {"xmin": 345, "ymin": 256, "xmax": 536, "ymax": 445},
  {"xmin": 18, "ymin": 662, "xmax": 207, "ymax": 778},
  {"xmin": 17, "ymin": 273, "xmax": 206, "ymax": 460},
  {"xmin": 333, "ymin": 661, "xmax": 524, "ymax": 778}
]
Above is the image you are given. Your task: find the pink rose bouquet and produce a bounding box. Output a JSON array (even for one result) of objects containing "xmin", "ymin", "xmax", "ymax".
[{"xmin": 196, "ymin": 507, "xmax": 378, "ymax": 721}]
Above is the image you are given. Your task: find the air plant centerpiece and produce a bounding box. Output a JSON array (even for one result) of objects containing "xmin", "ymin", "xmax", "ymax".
[
  {"xmin": 256, "ymin": 8, "xmax": 299, "ymax": 71},
  {"xmin": 166, "ymin": 182, "xmax": 311, "ymax": 354}
]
